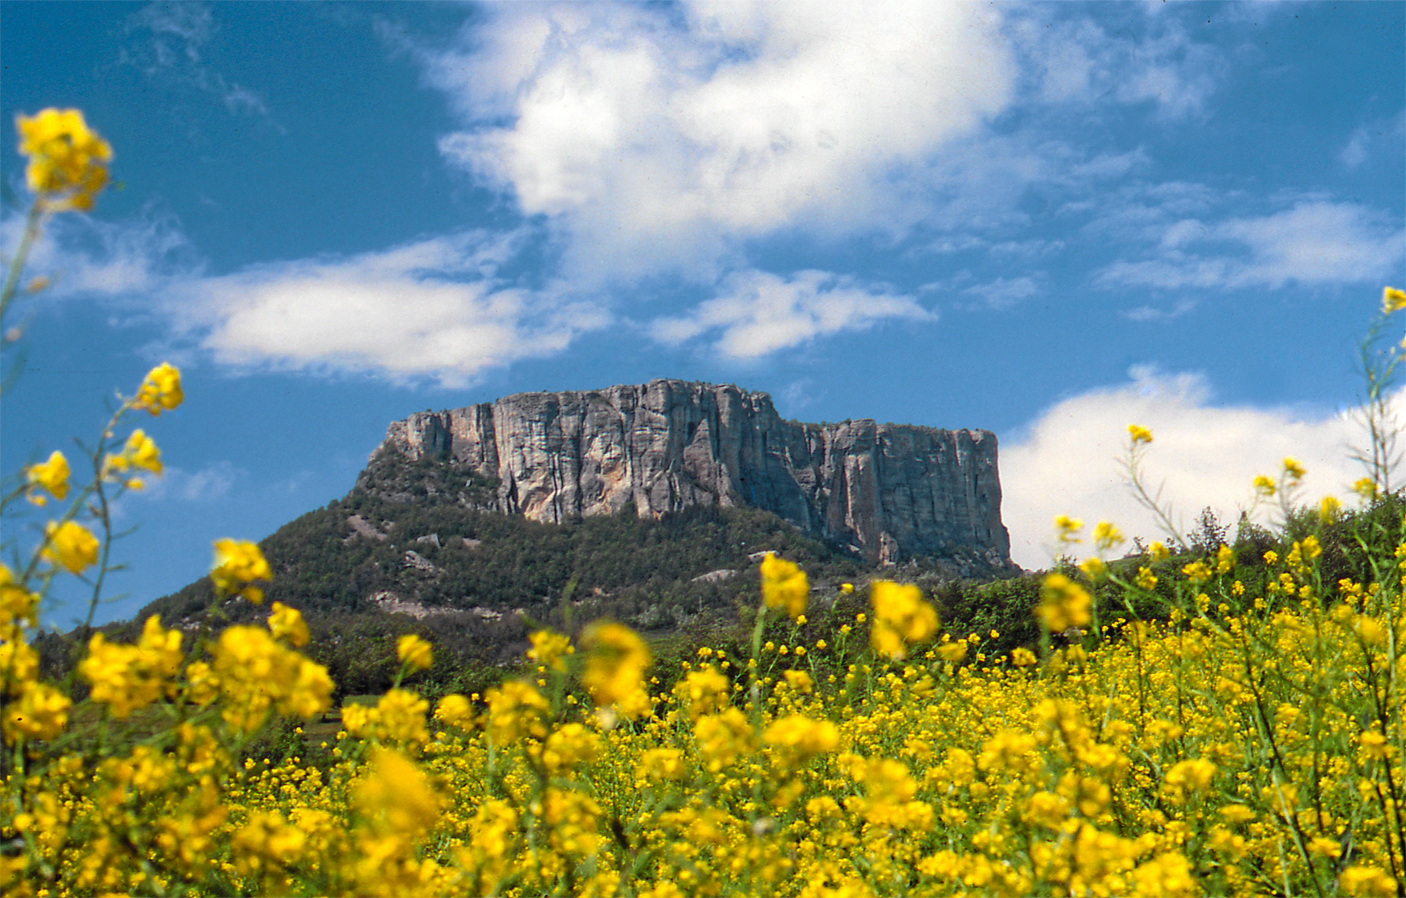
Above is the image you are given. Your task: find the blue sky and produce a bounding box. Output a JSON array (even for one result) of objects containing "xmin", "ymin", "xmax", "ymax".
[{"xmin": 3, "ymin": 1, "xmax": 1403, "ymax": 626}]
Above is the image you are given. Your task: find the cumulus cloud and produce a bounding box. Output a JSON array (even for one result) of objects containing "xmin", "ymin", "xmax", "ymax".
[
  {"xmin": 651, "ymin": 270, "xmax": 933, "ymax": 359},
  {"xmin": 176, "ymin": 231, "xmax": 608, "ymax": 386},
  {"xmin": 1001, "ymin": 367, "xmax": 1395, "ymax": 570},
  {"xmin": 422, "ymin": 0, "xmax": 1019, "ymax": 281},
  {"xmin": 1095, "ymin": 201, "xmax": 1406, "ymax": 291}
]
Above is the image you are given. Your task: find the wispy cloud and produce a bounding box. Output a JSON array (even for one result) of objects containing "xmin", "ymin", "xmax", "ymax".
[
  {"xmin": 961, "ymin": 276, "xmax": 1042, "ymax": 310},
  {"xmin": 0, "ymin": 207, "xmax": 193, "ymax": 300},
  {"xmin": 1095, "ymin": 200, "xmax": 1405, "ymax": 291},
  {"xmin": 123, "ymin": 2, "xmax": 274, "ymax": 120},
  {"xmin": 651, "ymin": 270, "xmax": 933, "ymax": 360},
  {"xmin": 1001, "ymin": 366, "xmax": 1390, "ymax": 569}
]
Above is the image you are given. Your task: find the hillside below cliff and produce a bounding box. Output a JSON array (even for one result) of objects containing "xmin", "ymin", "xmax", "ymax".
[{"xmin": 375, "ymin": 379, "xmax": 1011, "ymax": 568}]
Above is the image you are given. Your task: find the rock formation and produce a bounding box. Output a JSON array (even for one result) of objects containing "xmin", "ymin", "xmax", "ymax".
[{"xmin": 372, "ymin": 380, "xmax": 1010, "ymax": 566}]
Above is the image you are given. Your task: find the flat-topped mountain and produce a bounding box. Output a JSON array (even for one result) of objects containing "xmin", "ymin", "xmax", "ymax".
[{"xmin": 374, "ymin": 379, "xmax": 1010, "ymax": 568}]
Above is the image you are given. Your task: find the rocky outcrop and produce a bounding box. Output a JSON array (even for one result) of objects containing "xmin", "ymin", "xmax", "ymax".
[{"xmin": 372, "ymin": 380, "xmax": 1010, "ymax": 566}]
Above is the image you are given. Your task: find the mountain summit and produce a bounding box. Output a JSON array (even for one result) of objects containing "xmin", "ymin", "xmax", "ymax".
[{"xmin": 374, "ymin": 379, "xmax": 1010, "ymax": 568}]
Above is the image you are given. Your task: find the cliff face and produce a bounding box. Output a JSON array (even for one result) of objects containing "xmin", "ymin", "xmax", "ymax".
[{"xmin": 375, "ymin": 380, "xmax": 1010, "ymax": 566}]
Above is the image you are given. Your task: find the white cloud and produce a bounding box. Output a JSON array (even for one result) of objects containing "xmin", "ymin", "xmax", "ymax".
[
  {"xmin": 961, "ymin": 276, "xmax": 1042, "ymax": 310},
  {"xmin": 0, "ymin": 208, "xmax": 190, "ymax": 299},
  {"xmin": 173, "ymin": 231, "xmax": 606, "ymax": 387},
  {"xmin": 651, "ymin": 269, "xmax": 932, "ymax": 359},
  {"xmin": 124, "ymin": 2, "xmax": 273, "ymax": 120},
  {"xmin": 1001, "ymin": 367, "xmax": 1396, "ymax": 570},
  {"xmin": 1015, "ymin": 11, "xmax": 1222, "ymax": 118},
  {"xmin": 425, "ymin": 0, "xmax": 1019, "ymax": 282},
  {"xmin": 1096, "ymin": 201, "xmax": 1405, "ymax": 291}
]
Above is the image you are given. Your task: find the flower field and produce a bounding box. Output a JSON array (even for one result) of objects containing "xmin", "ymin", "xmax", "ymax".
[{"xmin": 2, "ymin": 112, "xmax": 1404, "ymax": 898}]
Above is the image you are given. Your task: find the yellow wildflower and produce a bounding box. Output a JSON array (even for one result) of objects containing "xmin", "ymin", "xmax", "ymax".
[
  {"xmin": 580, "ymin": 621, "xmax": 651, "ymax": 716},
  {"xmin": 483, "ymin": 680, "xmax": 550, "ymax": 744},
  {"xmin": 267, "ymin": 602, "xmax": 309, "ymax": 647},
  {"xmin": 2, "ymin": 682, "xmax": 70, "ymax": 743},
  {"xmin": 41, "ymin": 521, "xmax": 98, "ymax": 574},
  {"xmin": 16, "ymin": 108, "xmax": 112, "ymax": 209},
  {"xmin": 25, "ymin": 451, "xmax": 69, "ymax": 506},
  {"xmin": 211, "ymin": 539, "xmax": 271, "ymax": 604},
  {"xmin": 763, "ymin": 714, "xmax": 839, "ymax": 771},
  {"xmin": 1382, "ymin": 286, "xmax": 1406, "ymax": 314},
  {"xmin": 869, "ymin": 581, "xmax": 939, "ymax": 659},
  {"xmin": 1341, "ymin": 865, "xmax": 1398, "ymax": 897},
  {"xmin": 1054, "ymin": 514, "xmax": 1083, "ymax": 543},
  {"xmin": 0, "ymin": 564, "xmax": 39, "ymax": 628},
  {"xmin": 527, "ymin": 629, "xmax": 573, "ymax": 671},
  {"xmin": 1038, "ymin": 574, "xmax": 1092, "ymax": 633},
  {"xmin": 1128, "ymin": 424, "xmax": 1153, "ymax": 444},
  {"xmin": 1253, "ymin": 474, "xmax": 1276, "ymax": 497},
  {"xmin": 434, "ymin": 693, "xmax": 475, "ymax": 730},
  {"xmin": 1135, "ymin": 566, "xmax": 1158, "ymax": 591},
  {"xmin": 760, "ymin": 553, "xmax": 808, "ymax": 617},
  {"xmin": 132, "ymin": 362, "xmax": 184, "ymax": 415},
  {"xmin": 1282, "ymin": 457, "xmax": 1306, "ymax": 483},
  {"xmin": 1092, "ymin": 521, "xmax": 1124, "ymax": 552},
  {"xmin": 396, "ymin": 634, "xmax": 434, "ymax": 672}
]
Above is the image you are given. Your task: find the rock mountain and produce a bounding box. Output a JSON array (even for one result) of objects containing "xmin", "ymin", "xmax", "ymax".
[{"xmin": 372, "ymin": 380, "xmax": 1011, "ymax": 568}]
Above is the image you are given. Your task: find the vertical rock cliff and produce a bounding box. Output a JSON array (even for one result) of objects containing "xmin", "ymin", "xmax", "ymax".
[{"xmin": 374, "ymin": 380, "xmax": 1010, "ymax": 566}]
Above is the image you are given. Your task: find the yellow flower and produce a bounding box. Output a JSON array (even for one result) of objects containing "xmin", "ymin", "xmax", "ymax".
[
  {"xmin": 760, "ymin": 553, "xmax": 808, "ymax": 618},
  {"xmin": 104, "ymin": 430, "xmax": 163, "ymax": 483},
  {"xmin": 527, "ymin": 628, "xmax": 573, "ymax": 671},
  {"xmin": 1353, "ymin": 477, "xmax": 1379, "ymax": 501},
  {"xmin": 0, "ymin": 564, "xmax": 39, "ymax": 628},
  {"xmin": 2, "ymin": 682, "xmax": 70, "ymax": 743},
  {"xmin": 267, "ymin": 602, "xmax": 309, "ymax": 647},
  {"xmin": 1149, "ymin": 541, "xmax": 1169, "ymax": 562},
  {"xmin": 79, "ymin": 616, "xmax": 183, "ymax": 719},
  {"xmin": 1382, "ymin": 286, "xmax": 1406, "ymax": 314},
  {"xmin": 15, "ymin": 108, "xmax": 112, "ymax": 210},
  {"xmin": 1127, "ymin": 424, "xmax": 1153, "ymax": 444},
  {"xmin": 1282, "ymin": 457, "xmax": 1306, "ymax": 483},
  {"xmin": 1215, "ymin": 544, "xmax": 1236, "ymax": 574},
  {"xmin": 211, "ymin": 539, "xmax": 271, "ymax": 603},
  {"xmin": 1253, "ymin": 474, "xmax": 1277, "ymax": 496},
  {"xmin": 1182, "ymin": 560, "xmax": 1213, "ymax": 584},
  {"xmin": 132, "ymin": 362, "xmax": 184, "ymax": 416},
  {"xmin": 1092, "ymin": 521, "xmax": 1124, "ymax": 552},
  {"xmin": 1319, "ymin": 495, "xmax": 1342, "ymax": 522},
  {"xmin": 1011, "ymin": 647, "xmax": 1037, "ymax": 667},
  {"xmin": 869, "ymin": 581, "xmax": 939, "ymax": 659},
  {"xmin": 483, "ymin": 680, "xmax": 550, "ymax": 744},
  {"xmin": 1055, "ymin": 514, "xmax": 1083, "ymax": 543},
  {"xmin": 840, "ymin": 582, "xmax": 854, "ymax": 594},
  {"xmin": 396, "ymin": 634, "xmax": 433, "ymax": 672},
  {"xmin": 1135, "ymin": 566, "xmax": 1158, "ymax": 591},
  {"xmin": 1038, "ymin": 573, "xmax": 1092, "ymax": 633},
  {"xmin": 675, "ymin": 666, "xmax": 730, "ymax": 721},
  {"xmin": 763, "ymin": 714, "xmax": 839, "ymax": 771},
  {"xmin": 1341, "ymin": 865, "xmax": 1399, "ymax": 897},
  {"xmin": 540, "ymin": 723, "xmax": 601, "ymax": 774},
  {"xmin": 434, "ymin": 693, "xmax": 475, "ymax": 729},
  {"xmin": 354, "ymin": 747, "xmax": 442, "ymax": 839},
  {"xmin": 25, "ymin": 451, "xmax": 70, "ymax": 506},
  {"xmin": 580, "ymin": 621, "xmax": 651, "ymax": 716},
  {"xmin": 1079, "ymin": 557, "xmax": 1107, "ymax": 579},
  {"xmin": 41, "ymin": 521, "xmax": 99, "ymax": 573}
]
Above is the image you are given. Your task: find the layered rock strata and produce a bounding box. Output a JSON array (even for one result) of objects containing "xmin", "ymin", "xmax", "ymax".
[{"xmin": 373, "ymin": 380, "xmax": 1010, "ymax": 566}]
